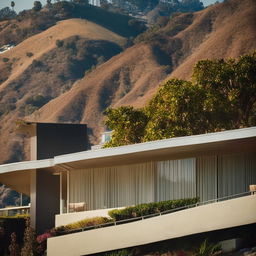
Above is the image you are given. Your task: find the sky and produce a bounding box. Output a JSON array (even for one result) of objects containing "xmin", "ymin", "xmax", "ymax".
[{"xmin": 0, "ymin": 0, "xmax": 223, "ymax": 13}]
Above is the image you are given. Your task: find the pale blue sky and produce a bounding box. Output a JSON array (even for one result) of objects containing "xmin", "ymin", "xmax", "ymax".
[{"xmin": 0, "ymin": 0, "xmax": 223, "ymax": 13}]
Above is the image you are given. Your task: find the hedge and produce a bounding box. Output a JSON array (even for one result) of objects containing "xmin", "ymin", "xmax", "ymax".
[
  {"xmin": 54, "ymin": 216, "xmax": 113, "ymax": 234},
  {"xmin": 108, "ymin": 198, "xmax": 199, "ymax": 221}
]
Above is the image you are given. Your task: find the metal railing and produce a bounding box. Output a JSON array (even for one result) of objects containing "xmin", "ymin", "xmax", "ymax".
[
  {"xmin": 56, "ymin": 190, "xmax": 255, "ymax": 236},
  {"xmin": 0, "ymin": 205, "xmax": 30, "ymax": 216}
]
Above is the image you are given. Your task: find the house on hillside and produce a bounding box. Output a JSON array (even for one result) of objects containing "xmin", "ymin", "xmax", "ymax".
[{"xmin": 0, "ymin": 124, "xmax": 255, "ymax": 255}]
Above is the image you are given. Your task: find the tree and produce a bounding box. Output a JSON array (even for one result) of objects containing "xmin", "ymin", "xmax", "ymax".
[
  {"xmin": 73, "ymin": 0, "xmax": 88, "ymax": 4},
  {"xmin": 143, "ymin": 79, "xmax": 207, "ymax": 141},
  {"xmin": 0, "ymin": 7, "xmax": 16, "ymax": 20},
  {"xmin": 192, "ymin": 52, "xmax": 256, "ymax": 128},
  {"xmin": 104, "ymin": 106, "xmax": 148, "ymax": 147},
  {"xmin": 33, "ymin": 1, "xmax": 42, "ymax": 11},
  {"xmin": 123, "ymin": 0, "xmax": 158, "ymax": 11},
  {"xmin": 104, "ymin": 52, "xmax": 256, "ymax": 147},
  {"xmin": 11, "ymin": 1, "xmax": 15, "ymax": 11}
]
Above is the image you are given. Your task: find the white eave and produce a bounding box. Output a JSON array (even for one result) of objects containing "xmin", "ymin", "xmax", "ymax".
[
  {"xmin": 0, "ymin": 126, "xmax": 256, "ymax": 174},
  {"xmin": 0, "ymin": 159, "xmax": 54, "ymax": 174}
]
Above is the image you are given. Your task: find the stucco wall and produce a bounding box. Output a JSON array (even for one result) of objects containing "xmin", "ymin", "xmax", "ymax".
[{"xmin": 48, "ymin": 194, "xmax": 256, "ymax": 256}]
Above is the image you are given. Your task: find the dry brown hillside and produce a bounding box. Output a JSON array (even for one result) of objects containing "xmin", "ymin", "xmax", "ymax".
[
  {"xmin": 27, "ymin": 43, "xmax": 171, "ymax": 142},
  {"xmin": 0, "ymin": 0, "xmax": 256, "ymax": 163},
  {"xmin": 0, "ymin": 18, "xmax": 125, "ymax": 163},
  {"xmin": 169, "ymin": 0, "xmax": 256, "ymax": 79},
  {"xmin": 27, "ymin": 0, "xmax": 256, "ymax": 146}
]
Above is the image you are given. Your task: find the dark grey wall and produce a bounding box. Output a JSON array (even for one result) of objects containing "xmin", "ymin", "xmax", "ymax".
[
  {"xmin": 35, "ymin": 170, "xmax": 60, "ymax": 234},
  {"xmin": 36, "ymin": 123, "xmax": 89, "ymax": 160}
]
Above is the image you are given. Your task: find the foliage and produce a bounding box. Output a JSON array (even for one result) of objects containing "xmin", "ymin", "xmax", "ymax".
[
  {"xmin": 0, "ymin": 217, "xmax": 26, "ymax": 256},
  {"xmin": 0, "ymin": 7, "xmax": 16, "ymax": 20},
  {"xmin": 135, "ymin": 12, "xmax": 194, "ymax": 44},
  {"xmin": 32, "ymin": 216, "xmax": 112, "ymax": 255},
  {"xmin": 11, "ymin": 1, "xmax": 15, "ymax": 10},
  {"xmin": 192, "ymin": 52, "xmax": 256, "ymax": 128},
  {"xmin": 144, "ymin": 79, "xmax": 207, "ymax": 141},
  {"xmin": 20, "ymin": 218, "xmax": 36, "ymax": 256},
  {"xmin": 33, "ymin": 1, "xmax": 42, "ymax": 12},
  {"xmin": 0, "ymin": 214, "xmax": 29, "ymax": 219},
  {"xmin": 195, "ymin": 239, "xmax": 221, "ymax": 256},
  {"xmin": 0, "ymin": 184, "xmax": 29, "ymax": 208},
  {"xmin": 25, "ymin": 94, "xmax": 51, "ymax": 108},
  {"xmin": 108, "ymin": 198, "xmax": 199, "ymax": 221},
  {"xmin": 26, "ymin": 52, "xmax": 34, "ymax": 57},
  {"xmin": 55, "ymin": 216, "xmax": 113, "ymax": 233},
  {"xmin": 126, "ymin": 0, "xmax": 158, "ymax": 11},
  {"xmin": 104, "ymin": 106, "xmax": 148, "ymax": 147},
  {"xmin": 9, "ymin": 232, "xmax": 20, "ymax": 256},
  {"xmin": 104, "ymin": 52, "xmax": 256, "ymax": 147},
  {"xmin": 36, "ymin": 230, "xmax": 54, "ymax": 255},
  {"xmin": 104, "ymin": 249, "xmax": 132, "ymax": 256},
  {"xmin": 2, "ymin": 57, "xmax": 10, "ymax": 63}
]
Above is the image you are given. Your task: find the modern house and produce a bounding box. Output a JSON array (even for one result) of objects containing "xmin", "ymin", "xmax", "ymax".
[{"xmin": 0, "ymin": 124, "xmax": 255, "ymax": 255}]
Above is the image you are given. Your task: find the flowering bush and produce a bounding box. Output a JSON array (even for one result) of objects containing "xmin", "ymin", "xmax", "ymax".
[{"xmin": 36, "ymin": 230, "xmax": 55, "ymax": 255}]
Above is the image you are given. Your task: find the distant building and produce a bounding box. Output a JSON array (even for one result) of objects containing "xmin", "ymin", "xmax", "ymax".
[{"xmin": 88, "ymin": 0, "xmax": 101, "ymax": 7}]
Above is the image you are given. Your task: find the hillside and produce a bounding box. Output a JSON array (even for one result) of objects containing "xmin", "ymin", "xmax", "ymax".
[
  {"xmin": 0, "ymin": 1, "xmax": 145, "ymax": 47},
  {"xmin": 0, "ymin": 0, "xmax": 255, "ymax": 164},
  {"xmin": 27, "ymin": 0, "xmax": 256, "ymax": 144},
  {"xmin": 0, "ymin": 18, "xmax": 125, "ymax": 163}
]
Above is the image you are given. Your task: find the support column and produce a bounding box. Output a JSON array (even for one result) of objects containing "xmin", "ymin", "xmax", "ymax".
[{"xmin": 30, "ymin": 169, "xmax": 60, "ymax": 234}]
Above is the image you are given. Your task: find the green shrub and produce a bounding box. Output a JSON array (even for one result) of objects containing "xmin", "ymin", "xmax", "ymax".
[
  {"xmin": 26, "ymin": 52, "xmax": 33, "ymax": 57},
  {"xmin": 196, "ymin": 239, "xmax": 221, "ymax": 256},
  {"xmin": 104, "ymin": 249, "xmax": 131, "ymax": 256},
  {"xmin": 108, "ymin": 198, "xmax": 199, "ymax": 221},
  {"xmin": 55, "ymin": 216, "xmax": 113, "ymax": 234},
  {"xmin": 2, "ymin": 57, "xmax": 9, "ymax": 62},
  {"xmin": 55, "ymin": 39, "xmax": 64, "ymax": 48}
]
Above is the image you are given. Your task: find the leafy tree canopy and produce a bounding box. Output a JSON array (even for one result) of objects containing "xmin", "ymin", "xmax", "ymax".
[
  {"xmin": 33, "ymin": 1, "xmax": 42, "ymax": 12},
  {"xmin": 104, "ymin": 106, "xmax": 148, "ymax": 147},
  {"xmin": 104, "ymin": 52, "xmax": 256, "ymax": 147}
]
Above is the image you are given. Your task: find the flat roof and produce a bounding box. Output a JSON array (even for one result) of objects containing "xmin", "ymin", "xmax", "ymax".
[
  {"xmin": 1, "ymin": 127, "xmax": 256, "ymax": 195},
  {"xmin": 0, "ymin": 126, "xmax": 256, "ymax": 173}
]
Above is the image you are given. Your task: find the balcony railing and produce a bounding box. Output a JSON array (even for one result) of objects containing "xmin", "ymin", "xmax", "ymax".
[
  {"xmin": 56, "ymin": 190, "xmax": 255, "ymax": 236},
  {"xmin": 0, "ymin": 205, "xmax": 30, "ymax": 216}
]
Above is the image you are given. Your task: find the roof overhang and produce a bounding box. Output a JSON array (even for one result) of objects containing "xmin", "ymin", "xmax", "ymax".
[
  {"xmin": 0, "ymin": 159, "xmax": 54, "ymax": 195},
  {"xmin": 55, "ymin": 127, "xmax": 256, "ymax": 169},
  {"xmin": 0, "ymin": 127, "xmax": 256, "ymax": 194}
]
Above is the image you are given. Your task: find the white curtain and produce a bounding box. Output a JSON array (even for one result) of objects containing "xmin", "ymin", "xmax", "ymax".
[
  {"xmin": 69, "ymin": 153, "xmax": 256, "ymax": 210},
  {"xmin": 196, "ymin": 155, "xmax": 217, "ymax": 202},
  {"xmin": 218, "ymin": 153, "xmax": 256, "ymax": 197},
  {"xmin": 156, "ymin": 158, "xmax": 196, "ymax": 201},
  {"xmin": 69, "ymin": 162, "xmax": 155, "ymax": 210}
]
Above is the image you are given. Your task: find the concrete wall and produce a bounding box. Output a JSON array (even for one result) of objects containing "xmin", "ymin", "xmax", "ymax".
[
  {"xmin": 55, "ymin": 207, "xmax": 124, "ymax": 227},
  {"xmin": 47, "ymin": 194, "xmax": 256, "ymax": 256}
]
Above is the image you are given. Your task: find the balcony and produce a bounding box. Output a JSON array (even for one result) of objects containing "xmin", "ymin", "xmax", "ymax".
[{"xmin": 0, "ymin": 205, "xmax": 30, "ymax": 217}]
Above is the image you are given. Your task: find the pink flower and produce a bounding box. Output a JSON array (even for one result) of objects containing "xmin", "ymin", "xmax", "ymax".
[{"xmin": 37, "ymin": 232, "xmax": 52, "ymax": 243}]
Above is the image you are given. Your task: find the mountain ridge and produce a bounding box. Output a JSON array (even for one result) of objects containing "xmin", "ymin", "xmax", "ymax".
[
  {"xmin": 27, "ymin": 0, "xmax": 256, "ymax": 143},
  {"xmin": 0, "ymin": 0, "xmax": 255, "ymax": 164}
]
